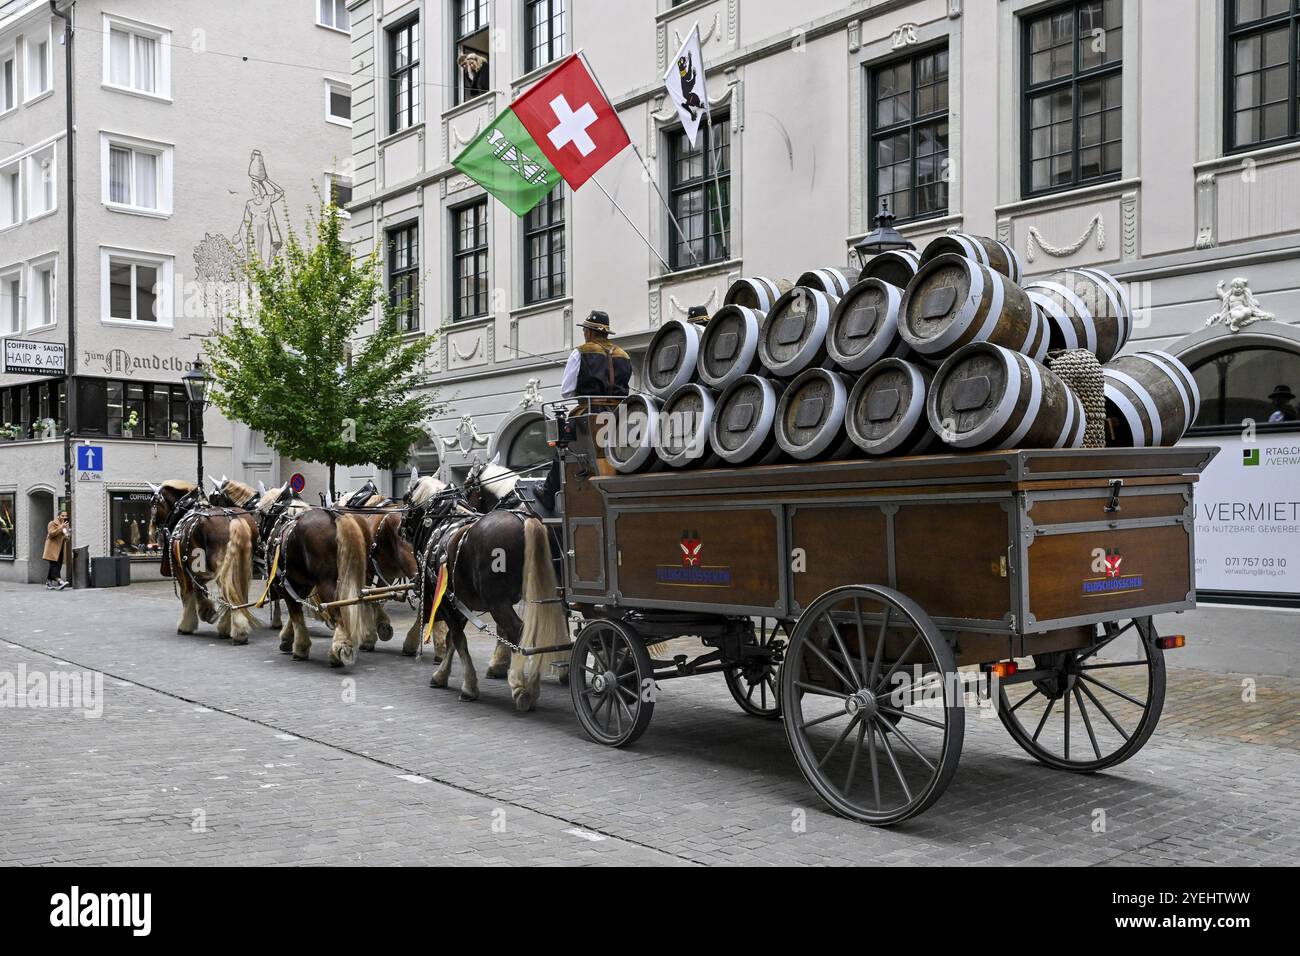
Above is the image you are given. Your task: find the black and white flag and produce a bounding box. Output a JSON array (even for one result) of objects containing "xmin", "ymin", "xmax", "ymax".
[{"xmin": 663, "ymin": 23, "xmax": 709, "ymax": 147}]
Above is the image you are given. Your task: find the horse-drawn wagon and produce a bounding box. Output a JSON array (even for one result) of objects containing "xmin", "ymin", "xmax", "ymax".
[{"xmin": 545, "ymin": 409, "xmax": 1217, "ymax": 825}]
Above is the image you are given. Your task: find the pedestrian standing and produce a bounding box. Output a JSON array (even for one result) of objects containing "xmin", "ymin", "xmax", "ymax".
[{"xmin": 45, "ymin": 511, "xmax": 71, "ymax": 591}]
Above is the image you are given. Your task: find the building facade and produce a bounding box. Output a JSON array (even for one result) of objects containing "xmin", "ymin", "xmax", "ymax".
[
  {"xmin": 342, "ymin": 0, "xmax": 1300, "ymax": 602},
  {"xmin": 0, "ymin": 0, "xmax": 351, "ymax": 582}
]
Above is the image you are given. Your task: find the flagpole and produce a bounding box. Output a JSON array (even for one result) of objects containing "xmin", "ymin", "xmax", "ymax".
[
  {"xmin": 592, "ymin": 173, "xmax": 673, "ymax": 271},
  {"xmin": 704, "ymin": 110, "xmax": 728, "ymax": 260},
  {"xmin": 575, "ymin": 48, "xmax": 700, "ymax": 269}
]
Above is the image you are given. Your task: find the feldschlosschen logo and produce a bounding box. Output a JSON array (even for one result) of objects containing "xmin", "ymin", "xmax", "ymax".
[
  {"xmin": 656, "ymin": 531, "xmax": 731, "ymax": 587},
  {"xmin": 1083, "ymin": 546, "xmax": 1144, "ymax": 596}
]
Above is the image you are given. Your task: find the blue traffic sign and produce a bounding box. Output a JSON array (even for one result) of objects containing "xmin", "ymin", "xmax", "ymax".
[{"xmin": 77, "ymin": 445, "xmax": 104, "ymax": 472}]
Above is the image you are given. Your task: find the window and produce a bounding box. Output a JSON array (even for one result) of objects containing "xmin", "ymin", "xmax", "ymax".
[
  {"xmin": 103, "ymin": 16, "xmax": 170, "ymax": 98},
  {"xmin": 100, "ymin": 249, "xmax": 172, "ymax": 326},
  {"xmin": 327, "ymin": 172, "xmax": 353, "ymax": 209},
  {"xmin": 668, "ymin": 112, "xmax": 731, "ymax": 269},
  {"xmin": 0, "ymin": 492, "xmax": 15, "ymax": 559},
  {"xmin": 101, "ymin": 134, "xmax": 172, "ymax": 215},
  {"xmin": 1022, "ymin": 0, "xmax": 1122, "ymax": 196},
  {"xmin": 0, "ymin": 267, "xmax": 20, "ymax": 334},
  {"xmin": 109, "ymin": 490, "xmax": 163, "ymax": 557},
  {"xmin": 1188, "ymin": 345, "xmax": 1300, "ymax": 431},
  {"xmin": 392, "ymin": 435, "xmax": 440, "ymax": 499},
  {"xmin": 0, "ymin": 161, "xmax": 20, "ymax": 227},
  {"xmin": 454, "ymin": 1, "xmax": 490, "ymax": 104},
  {"xmin": 25, "ymin": 145, "xmax": 55, "ymax": 218},
  {"xmin": 523, "ymin": 185, "xmax": 565, "ymax": 303},
  {"xmin": 1, "ymin": 51, "xmax": 15, "ymax": 112},
  {"xmin": 325, "ymin": 78, "xmax": 352, "ymax": 124},
  {"xmin": 452, "ymin": 200, "xmax": 489, "ymax": 319},
  {"xmin": 318, "ymin": 0, "xmax": 350, "ymax": 32},
  {"xmin": 870, "ymin": 47, "xmax": 949, "ymax": 223},
  {"xmin": 525, "ymin": 0, "xmax": 567, "ymax": 73},
  {"xmin": 387, "ymin": 16, "xmax": 420, "ymax": 133},
  {"xmin": 1226, "ymin": 0, "xmax": 1300, "ymax": 151},
  {"xmin": 27, "ymin": 258, "xmax": 55, "ymax": 329},
  {"xmin": 24, "ymin": 31, "xmax": 50, "ymax": 100},
  {"xmin": 506, "ymin": 417, "xmax": 550, "ymax": 469},
  {"xmin": 386, "ymin": 222, "xmax": 419, "ymax": 332}
]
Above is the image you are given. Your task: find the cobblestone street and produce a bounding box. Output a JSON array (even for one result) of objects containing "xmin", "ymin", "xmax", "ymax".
[{"xmin": 2, "ymin": 580, "xmax": 1298, "ymax": 866}]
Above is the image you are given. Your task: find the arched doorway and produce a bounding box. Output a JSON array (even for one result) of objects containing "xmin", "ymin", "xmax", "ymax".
[
  {"xmin": 26, "ymin": 487, "xmax": 54, "ymax": 584},
  {"xmin": 1171, "ymin": 323, "xmax": 1300, "ymax": 606},
  {"xmin": 489, "ymin": 409, "xmax": 550, "ymax": 476}
]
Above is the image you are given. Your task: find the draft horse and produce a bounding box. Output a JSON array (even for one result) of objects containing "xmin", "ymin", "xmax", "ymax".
[
  {"xmin": 146, "ymin": 479, "xmax": 258, "ymax": 644},
  {"xmin": 403, "ymin": 476, "xmax": 567, "ymax": 710},
  {"xmin": 335, "ymin": 481, "xmax": 419, "ymax": 649}
]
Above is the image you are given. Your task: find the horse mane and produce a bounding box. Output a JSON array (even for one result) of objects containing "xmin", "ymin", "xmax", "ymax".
[
  {"xmin": 409, "ymin": 475, "xmax": 449, "ymax": 505},
  {"xmin": 222, "ymin": 479, "xmax": 258, "ymax": 505},
  {"xmin": 162, "ymin": 479, "xmax": 196, "ymax": 493},
  {"xmin": 258, "ymin": 483, "xmax": 310, "ymax": 515},
  {"xmin": 479, "ymin": 462, "xmax": 519, "ymax": 499}
]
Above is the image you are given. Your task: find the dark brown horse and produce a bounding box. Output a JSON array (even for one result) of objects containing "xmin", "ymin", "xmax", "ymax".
[
  {"xmin": 335, "ymin": 486, "xmax": 419, "ymax": 651},
  {"xmin": 403, "ymin": 476, "xmax": 567, "ymax": 709},
  {"xmin": 256, "ymin": 484, "xmax": 372, "ymax": 667},
  {"xmin": 147, "ymin": 480, "xmax": 258, "ymax": 644}
]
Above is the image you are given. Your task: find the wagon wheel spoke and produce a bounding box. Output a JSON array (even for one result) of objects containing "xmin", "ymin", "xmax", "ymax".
[
  {"xmin": 823, "ymin": 612, "xmax": 863, "ymax": 690},
  {"xmin": 1076, "ymin": 620, "xmax": 1136, "ymax": 664},
  {"xmin": 1078, "ymin": 673, "xmax": 1146, "ymax": 709},
  {"xmin": 794, "ymin": 680, "xmax": 848, "ymax": 700},
  {"xmin": 853, "ymin": 597, "xmax": 870, "ymax": 686},
  {"xmin": 1031, "ymin": 695, "xmax": 1057, "ymax": 742},
  {"xmin": 878, "ymin": 717, "xmax": 937, "ymax": 774},
  {"xmin": 868, "ymin": 606, "xmax": 890, "ymax": 689},
  {"xmin": 876, "ymin": 720, "xmax": 913, "ymax": 803},
  {"xmin": 1063, "ymin": 684, "xmax": 1071, "ymax": 760},
  {"xmin": 801, "ymin": 710, "xmax": 848, "ymax": 732},
  {"xmin": 803, "ymin": 630, "xmax": 858, "ymax": 692},
  {"xmin": 1074, "ymin": 686, "xmax": 1102, "ymax": 760},
  {"xmin": 844, "ymin": 717, "xmax": 868, "ymax": 799},
  {"xmin": 1077, "ymin": 678, "xmax": 1131, "ymax": 741},
  {"xmin": 878, "ymin": 704, "xmax": 946, "ymax": 730},
  {"xmin": 866, "ymin": 720, "xmax": 882, "ymax": 811},
  {"xmin": 874, "ymin": 631, "xmax": 920, "ymax": 697},
  {"xmin": 880, "ymin": 671, "xmax": 944, "ymax": 705},
  {"xmin": 818, "ymin": 713, "xmax": 862, "ymax": 770},
  {"xmin": 1009, "ymin": 687, "xmax": 1041, "ymax": 713}
]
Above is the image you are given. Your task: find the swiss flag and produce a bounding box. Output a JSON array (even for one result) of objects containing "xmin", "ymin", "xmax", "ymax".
[{"xmin": 513, "ymin": 54, "xmax": 630, "ymax": 190}]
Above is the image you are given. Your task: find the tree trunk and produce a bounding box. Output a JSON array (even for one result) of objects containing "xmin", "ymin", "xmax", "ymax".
[{"xmin": 328, "ymin": 462, "xmax": 336, "ymax": 502}]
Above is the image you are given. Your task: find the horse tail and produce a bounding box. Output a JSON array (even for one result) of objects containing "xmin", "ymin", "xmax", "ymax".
[
  {"xmin": 217, "ymin": 517, "xmax": 256, "ymax": 641},
  {"xmin": 334, "ymin": 513, "xmax": 369, "ymax": 654},
  {"xmin": 520, "ymin": 517, "xmax": 566, "ymax": 690}
]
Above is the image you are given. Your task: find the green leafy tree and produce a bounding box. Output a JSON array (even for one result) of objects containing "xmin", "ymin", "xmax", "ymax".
[{"xmin": 206, "ymin": 197, "xmax": 440, "ymax": 498}]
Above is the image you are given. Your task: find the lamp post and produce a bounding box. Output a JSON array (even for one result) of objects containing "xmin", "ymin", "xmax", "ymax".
[
  {"xmin": 853, "ymin": 197, "xmax": 916, "ymax": 266},
  {"xmin": 181, "ymin": 355, "xmax": 209, "ymax": 491}
]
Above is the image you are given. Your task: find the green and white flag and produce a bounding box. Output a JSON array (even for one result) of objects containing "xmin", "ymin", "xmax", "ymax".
[{"xmin": 453, "ymin": 110, "xmax": 560, "ymax": 216}]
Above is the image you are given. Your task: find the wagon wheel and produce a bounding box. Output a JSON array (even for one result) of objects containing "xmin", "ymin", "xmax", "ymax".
[
  {"xmin": 998, "ymin": 616, "xmax": 1165, "ymax": 772},
  {"xmin": 724, "ymin": 617, "xmax": 790, "ymax": 719},
  {"xmin": 570, "ymin": 619, "xmax": 655, "ymax": 748},
  {"xmin": 781, "ymin": 585, "xmax": 964, "ymax": 826}
]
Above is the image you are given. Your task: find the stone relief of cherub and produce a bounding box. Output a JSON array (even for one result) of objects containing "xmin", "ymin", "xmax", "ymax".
[{"xmin": 1208, "ymin": 277, "xmax": 1274, "ymax": 333}]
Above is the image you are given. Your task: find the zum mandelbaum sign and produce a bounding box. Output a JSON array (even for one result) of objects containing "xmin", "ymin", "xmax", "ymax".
[{"xmin": 81, "ymin": 348, "xmax": 197, "ymax": 377}]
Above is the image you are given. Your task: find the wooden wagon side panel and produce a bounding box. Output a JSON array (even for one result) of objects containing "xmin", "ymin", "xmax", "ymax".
[
  {"xmin": 788, "ymin": 505, "xmax": 890, "ymax": 612},
  {"xmin": 894, "ymin": 500, "xmax": 1015, "ymax": 625},
  {"xmin": 612, "ymin": 505, "xmax": 785, "ymax": 613}
]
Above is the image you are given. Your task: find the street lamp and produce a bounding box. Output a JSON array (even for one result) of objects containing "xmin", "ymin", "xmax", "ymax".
[
  {"xmin": 853, "ymin": 197, "xmax": 916, "ymax": 265},
  {"xmin": 182, "ymin": 355, "xmax": 209, "ymax": 491}
]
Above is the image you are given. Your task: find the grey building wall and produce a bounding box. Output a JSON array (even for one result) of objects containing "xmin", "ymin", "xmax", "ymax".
[{"xmin": 0, "ymin": 0, "xmax": 349, "ymax": 582}]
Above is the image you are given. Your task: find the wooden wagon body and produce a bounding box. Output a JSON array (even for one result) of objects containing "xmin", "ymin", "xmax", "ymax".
[{"xmin": 549, "ymin": 412, "xmax": 1218, "ymax": 825}]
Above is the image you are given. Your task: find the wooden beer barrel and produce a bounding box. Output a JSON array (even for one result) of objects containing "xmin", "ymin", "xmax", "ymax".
[
  {"xmin": 758, "ymin": 286, "xmax": 836, "ymax": 378},
  {"xmin": 643, "ymin": 317, "xmax": 703, "ymax": 399},
  {"xmin": 796, "ymin": 267, "xmax": 854, "ymax": 299},
  {"xmin": 859, "ymin": 249, "xmax": 921, "ymax": 288},
  {"xmin": 846, "ymin": 359, "xmax": 940, "ymax": 457},
  {"xmin": 607, "ymin": 395, "xmax": 664, "ymax": 474},
  {"xmin": 927, "ymin": 342, "xmax": 1086, "ymax": 451},
  {"xmin": 709, "ymin": 374, "xmax": 786, "ymax": 466},
  {"xmin": 1023, "ymin": 268, "xmax": 1133, "ymax": 364},
  {"xmin": 920, "ymin": 232, "xmax": 1024, "ymax": 283},
  {"xmin": 724, "ymin": 276, "xmax": 793, "ymax": 312},
  {"xmin": 774, "ymin": 368, "xmax": 855, "ymax": 461},
  {"xmin": 899, "ymin": 253, "xmax": 1048, "ymax": 363},
  {"xmin": 654, "ymin": 383, "xmax": 721, "ymax": 468},
  {"xmin": 826, "ymin": 278, "xmax": 912, "ymax": 372},
  {"xmin": 1102, "ymin": 350, "xmax": 1201, "ymax": 447},
  {"xmin": 697, "ymin": 305, "xmax": 765, "ymax": 390}
]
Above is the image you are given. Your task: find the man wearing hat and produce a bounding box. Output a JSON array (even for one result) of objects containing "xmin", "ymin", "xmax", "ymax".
[
  {"xmin": 561, "ymin": 310, "xmax": 632, "ymax": 402},
  {"xmin": 1268, "ymin": 384, "xmax": 1297, "ymax": 423}
]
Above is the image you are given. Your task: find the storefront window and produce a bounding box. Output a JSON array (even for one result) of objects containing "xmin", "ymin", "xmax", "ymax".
[
  {"xmin": 109, "ymin": 490, "xmax": 160, "ymax": 558},
  {"xmin": 0, "ymin": 492, "xmax": 15, "ymax": 559},
  {"xmin": 1189, "ymin": 345, "xmax": 1300, "ymax": 431},
  {"xmin": 83, "ymin": 379, "xmax": 191, "ymax": 439}
]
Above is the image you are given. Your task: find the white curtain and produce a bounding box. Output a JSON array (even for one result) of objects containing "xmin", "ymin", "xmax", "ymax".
[
  {"xmin": 109, "ymin": 146, "xmax": 131, "ymax": 204},
  {"xmin": 133, "ymin": 35, "xmax": 156, "ymax": 93},
  {"xmin": 109, "ymin": 30, "xmax": 130, "ymax": 86},
  {"xmin": 134, "ymin": 152, "xmax": 157, "ymax": 209}
]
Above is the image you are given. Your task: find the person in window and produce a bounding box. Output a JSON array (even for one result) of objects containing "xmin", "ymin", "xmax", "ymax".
[
  {"xmin": 1268, "ymin": 384, "xmax": 1297, "ymax": 423},
  {"xmin": 459, "ymin": 50, "xmax": 489, "ymax": 98},
  {"xmin": 44, "ymin": 511, "xmax": 71, "ymax": 590}
]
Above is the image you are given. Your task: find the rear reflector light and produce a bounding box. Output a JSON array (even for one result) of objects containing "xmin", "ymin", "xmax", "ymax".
[
  {"xmin": 1156, "ymin": 634, "xmax": 1186, "ymax": 650},
  {"xmin": 990, "ymin": 661, "xmax": 1018, "ymax": 678}
]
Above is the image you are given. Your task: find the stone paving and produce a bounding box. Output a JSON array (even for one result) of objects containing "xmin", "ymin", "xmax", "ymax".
[{"xmin": 1, "ymin": 580, "xmax": 1297, "ymax": 866}]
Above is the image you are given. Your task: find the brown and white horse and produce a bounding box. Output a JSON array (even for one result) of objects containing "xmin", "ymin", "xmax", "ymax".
[
  {"xmin": 334, "ymin": 484, "xmax": 419, "ymax": 650},
  {"xmin": 147, "ymin": 479, "xmax": 258, "ymax": 644},
  {"xmin": 403, "ymin": 476, "xmax": 568, "ymax": 709},
  {"xmin": 255, "ymin": 484, "xmax": 372, "ymax": 667}
]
